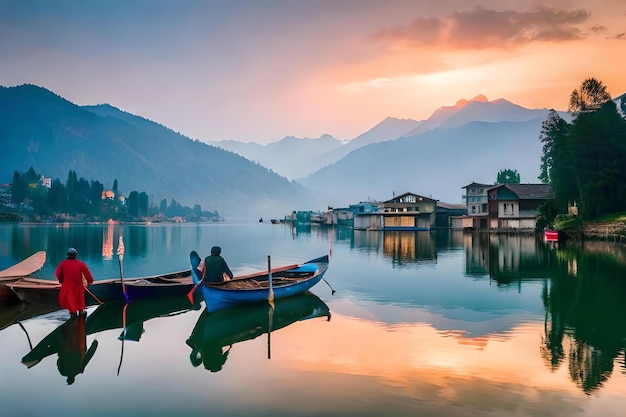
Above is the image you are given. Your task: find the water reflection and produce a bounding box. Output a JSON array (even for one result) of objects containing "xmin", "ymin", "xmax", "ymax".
[
  {"xmin": 462, "ymin": 233, "xmax": 552, "ymax": 285},
  {"xmin": 541, "ymin": 240, "xmax": 626, "ymax": 394},
  {"xmin": 351, "ymin": 230, "xmax": 437, "ymax": 266},
  {"xmin": 21, "ymin": 294, "xmax": 202, "ymax": 383},
  {"xmin": 21, "ymin": 315, "xmax": 98, "ymax": 385},
  {"xmin": 186, "ymin": 291, "xmax": 330, "ymax": 372}
]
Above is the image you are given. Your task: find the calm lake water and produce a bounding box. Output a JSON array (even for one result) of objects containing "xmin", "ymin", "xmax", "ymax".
[{"xmin": 1, "ymin": 222, "xmax": 626, "ymax": 417}]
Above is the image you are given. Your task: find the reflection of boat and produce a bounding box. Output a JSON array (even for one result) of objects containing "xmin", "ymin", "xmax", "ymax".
[
  {"xmin": 186, "ymin": 291, "xmax": 330, "ymax": 372},
  {"xmin": 0, "ymin": 302, "xmax": 60, "ymax": 332},
  {"xmin": 0, "ymin": 251, "xmax": 47, "ymax": 301},
  {"xmin": 190, "ymin": 251, "xmax": 329, "ymax": 312},
  {"xmin": 7, "ymin": 267, "xmax": 195, "ymax": 306},
  {"xmin": 21, "ymin": 295, "xmax": 202, "ymax": 369}
]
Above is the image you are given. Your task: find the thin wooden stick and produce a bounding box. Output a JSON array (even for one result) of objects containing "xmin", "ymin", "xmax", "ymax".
[{"xmin": 85, "ymin": 287, "xmax": 103, "ymax": 305}]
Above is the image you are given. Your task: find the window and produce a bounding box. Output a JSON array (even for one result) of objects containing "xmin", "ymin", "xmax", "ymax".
[{"xmin": 504, "ymin": 204, "xmax": 507, "ymax": 213}]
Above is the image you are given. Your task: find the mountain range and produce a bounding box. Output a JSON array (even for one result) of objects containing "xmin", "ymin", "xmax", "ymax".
[
  {"xmin": 2, "ymin": 84, "xmax": 622, "ymax": 218},
  {"xmin": 0, "ymin": 84, "xmax": 320, "ymax": 218}
]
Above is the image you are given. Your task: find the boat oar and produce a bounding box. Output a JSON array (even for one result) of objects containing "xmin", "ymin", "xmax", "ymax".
[
  {"xmin": 85, "ymin": 287, "xmax": 104, "ymax": 305},
  {"xmin": 187, "ymin": 279, "xmax": 202, "ymax": 305},
  {"xmin": 117, "ymin": 236, "xmax": 127, "ymax": 301}
]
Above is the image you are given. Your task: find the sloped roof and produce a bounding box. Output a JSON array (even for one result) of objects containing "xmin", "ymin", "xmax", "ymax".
[
  {"xmin": 491, "ymin": 183, "xmax": 553, "ymax": 199},
  {"xmin": 462, "ymin": 181, "xmax": 491, "ymax": 189},
  {"xmin": 383, "ymin": 192, "xmax": 436, "ymax": 204}
]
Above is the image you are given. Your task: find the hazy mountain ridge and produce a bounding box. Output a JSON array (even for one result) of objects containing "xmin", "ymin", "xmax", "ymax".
[
  {"xmin": 0, "ymin": 84, "xmax": 321, "ymax": 218},
  {"xmin": 300, "ymin": 118, "xmax": 548, "ymax": 206},
  {"xmin": 4, "ymin": 84, "xmax": 623, "ymax": 218},
  {"xmin": 211, "ymin": 134, "xmax": 347, "ymax": 179}
]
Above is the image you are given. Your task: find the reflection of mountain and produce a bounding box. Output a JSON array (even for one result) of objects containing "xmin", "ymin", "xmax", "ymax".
[
  {"xmin": 541, "ymin": 242, "xmax": 626, "ymax": 394},
  {"xmin": 186, "ymin": 291, "xmax": 330, "ymax": 372}
]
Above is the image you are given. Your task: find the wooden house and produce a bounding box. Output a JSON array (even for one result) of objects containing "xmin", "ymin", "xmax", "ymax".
[
  {"xmin": 378, "ymin": 192, "xmax": 437, "ymax": 231},
  {"xmin": 487, "ymin": 183, "xmax": 553, "ymax": 230},
  {"xmin": 452, "ymin": 181, "xmax": 491, "ymax": 230}
]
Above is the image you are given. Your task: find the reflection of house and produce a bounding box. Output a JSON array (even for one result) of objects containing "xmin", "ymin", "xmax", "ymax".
[
  {"xmin": 488, "ymin": 184, "xmax": 553, "ymax": 230},
  {"xmin": 383, "ymin": 231, "xmax": 436, "ymax": 265}
]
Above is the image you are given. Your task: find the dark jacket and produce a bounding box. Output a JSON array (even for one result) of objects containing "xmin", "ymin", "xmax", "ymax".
[{"xmin": 202, "ymin": 255, "xmax": 234, "ymax": 284}]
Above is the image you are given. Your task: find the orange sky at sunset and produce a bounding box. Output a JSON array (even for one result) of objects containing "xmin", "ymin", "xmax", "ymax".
[{"xmin": 1, "ymin": 1, "xmax": 625, "ymax": 143}]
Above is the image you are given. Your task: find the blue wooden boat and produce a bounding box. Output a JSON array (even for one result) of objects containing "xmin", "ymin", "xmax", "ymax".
[{"xmin": 190, "ymin": 251, "xmax": 329, "ymax": 312}]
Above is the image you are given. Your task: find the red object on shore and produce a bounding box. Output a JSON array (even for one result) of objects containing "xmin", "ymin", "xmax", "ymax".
[{"xmin": 544, "ymin": 230, "xmax": 560, "ymax": 242}]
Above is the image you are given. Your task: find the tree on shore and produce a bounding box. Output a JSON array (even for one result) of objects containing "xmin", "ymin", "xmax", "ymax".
[
  {"xmin": 540, "ymin": 78, "xmax": 626, "ymax": 219},
  {"xmin": 496, "ymin": 169, "xmax": 520, "ymax": 184}
]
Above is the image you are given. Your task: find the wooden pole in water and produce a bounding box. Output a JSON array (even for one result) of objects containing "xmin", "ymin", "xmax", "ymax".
[
  {"xmin": 117, "ymin": 236, "xmax": 127, "ymax": 301},
  {"xmin": 267, "ymin": 255, "xmax": 274, "ymax": 304}
]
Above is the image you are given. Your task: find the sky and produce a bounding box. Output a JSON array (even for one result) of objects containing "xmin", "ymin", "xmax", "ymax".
[{"xmin": 1, "ymin": 0, "xmax": 625, "ymax": 144}]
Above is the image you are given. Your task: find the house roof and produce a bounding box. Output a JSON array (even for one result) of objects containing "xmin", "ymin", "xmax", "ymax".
[
  {"xmin": 383, "ymin": 192, "xmax": 436, "ymax": 204},
  {"xmin": 437, "ymin": 201, "xmax": 467, "ymax": 210},
  {"xmin": 462, "ymin": 182, "xmax": 492, "ymax": 189},
  {"xmin": 490, "ymin": 183, "xmax": 553, "ymax": 199}
]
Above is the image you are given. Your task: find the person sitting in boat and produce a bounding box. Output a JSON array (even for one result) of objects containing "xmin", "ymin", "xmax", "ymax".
[
  {"xmin": 55, "ymin": 247, "xmax": 94, "ymax": 316},
  {"xmin": 202, "ymin": 246, "xmax": 233, "ymax": 284}
]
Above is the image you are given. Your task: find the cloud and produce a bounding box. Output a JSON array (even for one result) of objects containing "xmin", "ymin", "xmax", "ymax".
[
  {"xmin": 373, "ymin": 6, "xmax": 591, "ymax": 50},
  {"xmin": 606, "ymin": 32, "xmax": 625, "ymax": 40}
]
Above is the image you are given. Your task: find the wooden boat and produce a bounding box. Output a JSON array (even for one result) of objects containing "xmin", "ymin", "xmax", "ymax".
[
  {"xmin": 21, "ymin": 294, "xmax": 203, "ymax": 369},
  {"xmin": 544, "ymin": 229, "xmax": 560, "ymax": 242},
  {"xmin": 186, "ymin": 291, "xmax": 330, "ymax": 371},
  {"xmin": 6, "ymin": 267, "xmax": 195, "ymax": 306},
  {"xmin": 190, "ymin": 251, "xmax": 330, "ymax": 312},
  {"xmin": 0, "ymin": 251, "xmax": 47, "ymax": 302}
]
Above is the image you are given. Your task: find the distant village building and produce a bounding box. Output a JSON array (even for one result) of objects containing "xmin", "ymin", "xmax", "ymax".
[
  {"xmin": 453, "ymin": 183, "xmax": 553, "ymax": 231},
  {"xmin": 102, "ymin": 190, "xmax": 115, "ymax": 200},
  {"xmin": 456, "ymin": 181, "xmax": 491, "ymax": 229},
  {"xmin": 350, "ymin": 192, "xmax": 437, "ymax": 231},
  {"xmin": 487, "ymin": 183, "xmax": 553, "ymax": 230}
]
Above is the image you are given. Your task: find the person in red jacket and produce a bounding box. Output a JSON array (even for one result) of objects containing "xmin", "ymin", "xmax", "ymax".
[{"xmin": 56, "ymin": 248, "xmax": 94, "ymax": 316}]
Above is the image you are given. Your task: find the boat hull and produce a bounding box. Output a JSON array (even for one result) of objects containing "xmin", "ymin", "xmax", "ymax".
[
  {"xmin": 190, "ymin": 252, "xmax": 329, "ymax": 312},
  {"xmin": 0, "ymin": 251, "xmax": 47, "ymax": 302},
  {"xmin": 7, "ymin": 269, "xmax": 195, "ymax": 307}
]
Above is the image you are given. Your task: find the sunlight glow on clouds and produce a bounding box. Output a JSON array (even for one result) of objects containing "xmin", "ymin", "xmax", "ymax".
[{"xmin": 1, "ymin": 1, "xmax": 625, "ymax": 143}]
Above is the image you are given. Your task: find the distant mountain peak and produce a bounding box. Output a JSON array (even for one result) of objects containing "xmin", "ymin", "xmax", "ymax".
[{"xmin": 454, "ymin": 94, "xmax": 489, "ymax": 108}]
